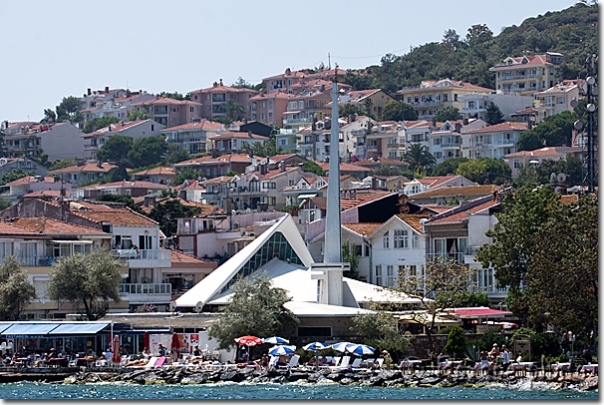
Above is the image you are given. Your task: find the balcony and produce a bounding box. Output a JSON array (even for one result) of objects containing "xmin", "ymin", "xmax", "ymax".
[
  {"xmin": 112, "ymin": 249, "xmax": 171, "ymax": 268},
  {"xmin": 387, "ymin": 142, "xmax": 402, "ymax": 149},
  {"xmin": 283, "ymin": 118, "xmax": 310, "ymax": 125},
  {"xmin": 366, "ymin": 144, "xmax": 379, "ymax": 152},
  {"xmin": 426, "ymin": 252, "xmax": 465, "ymax": 264},
  {"xmin": 440, "ymin": 142, "xmax": 461, "ymax": 149},
  {"xmin": 350, "ymin": 129, "xmax": 367, "ymax": 136},
  {"xmin": 119, "ymin": 283, "xmax": 172, "ymax": 305},
  {"xmin": 5, "ymin": 256, "xmax": 57, "ymax": 267},
  {"xmin": 498, "ymin": 73, "xmax": 542, "ymax": 81}
]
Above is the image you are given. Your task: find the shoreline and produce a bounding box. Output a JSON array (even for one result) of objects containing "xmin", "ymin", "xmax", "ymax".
[{"xmin": 2, "ymin": 367, "xmax": 595, "ymax": 392}]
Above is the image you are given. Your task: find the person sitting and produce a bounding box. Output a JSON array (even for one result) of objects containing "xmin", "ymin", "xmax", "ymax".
[
  {"xmin": 259, "ymin": 354, "xmax": 269, "ymax": 370},
  {"xmin": 240, "ymin": 349, "xmax": 249, "ymax": 362},
  {"xmin": 276, "ymin": 354, "xmax": 288, "ymax": 367},
  {"xmin": 307, "ymin": 357, "xmax": 316, "ymax": 367},
  {"xmin": 193, "ymin": 346, "xmax": 202, "ymax": 357}
]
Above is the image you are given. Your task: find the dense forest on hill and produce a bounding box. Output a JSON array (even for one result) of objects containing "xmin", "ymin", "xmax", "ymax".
[{"xmin": 342, "ymin": 3, "xmax": 599, "ymax": 94}]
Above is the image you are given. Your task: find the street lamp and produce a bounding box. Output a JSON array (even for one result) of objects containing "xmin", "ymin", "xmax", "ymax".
[{"xmin": 568, "ymin": 331, "xmax": 575, "ymax": 369}]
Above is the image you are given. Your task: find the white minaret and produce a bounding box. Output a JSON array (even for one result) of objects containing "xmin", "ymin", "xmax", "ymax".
[{"xmin": 310, "ymin": 66, "xmax": 348, "ymax": 306}]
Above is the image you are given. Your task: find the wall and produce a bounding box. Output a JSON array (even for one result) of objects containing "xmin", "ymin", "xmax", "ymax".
[{"xmin": 40, "ymin": 123, "xmax": 86, "ymax": 160}]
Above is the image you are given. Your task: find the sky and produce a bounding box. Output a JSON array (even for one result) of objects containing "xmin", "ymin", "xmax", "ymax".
[{"xmin": 1, "ymin": 0, "xmax": 584, "ymax": 121}]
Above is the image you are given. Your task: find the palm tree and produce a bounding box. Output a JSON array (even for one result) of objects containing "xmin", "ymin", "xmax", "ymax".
[
  {"xmin": 403, "ymin": 144, "xmax": 436, "ymax": 173},
  {"xmin": 225, "ymin": 100, "xmax": 245, "ymax": 121}
]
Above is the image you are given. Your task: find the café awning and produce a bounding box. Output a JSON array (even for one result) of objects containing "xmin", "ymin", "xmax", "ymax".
[
  {"xmin": 48, "ymin": 323, "xmax": 110, "ymax": 335},
  {"xmin": 2, "ymin": 323, "xmax": 59, "ymax": 338}
]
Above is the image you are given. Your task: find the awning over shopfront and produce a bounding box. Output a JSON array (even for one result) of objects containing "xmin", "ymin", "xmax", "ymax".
[
  {"xmin": 2, "ymin": 323, "xmax": 60, "ymax": 338},
  {"xmin": 0, "ymin": 322, "xmax": 13, "ymax": 334},
  {"xmin": 48, "ymin": 323, "xmax": 109, "ymax": 335},
  {"xmin": 446, "ymin": 307, "xmax": 513, "ymax": 319}
]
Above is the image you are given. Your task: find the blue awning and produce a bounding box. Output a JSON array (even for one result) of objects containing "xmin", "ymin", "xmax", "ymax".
[
  {"xmin": 0, "ymin": 323, "xmax": 13, "ymax": 334},
  {"xmin": 48, "ymin": 323, "xmax": 110, "ymax": 335},
  {"xmin": 2, "ymin": 323, "xmax": 59, "ymax": 338}
]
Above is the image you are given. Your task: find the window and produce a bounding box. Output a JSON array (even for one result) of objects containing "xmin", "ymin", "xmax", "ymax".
[
  {"xmin": 386, "ymin": 265, "xmax": 394, "ymax": 286},
  {"xmin": 412, "ymin": 234, "xmax": 419, "ymax": 248},
  {"xmin": 383, "ymin": 232, "xmax": 390, "ymax": 249},
  {"xmin": 299, "ymin": 101, "xmax": 304, "ymax": 109},
  {"xmin": 376, "ymin": 265, "xmax": 383, "ymax": 285},
  {"xmin": 394, "ymin": 229, "xmax": 408, "ymax": 248},
  {"xmin": 189, "ymin": 106, "xmax": 194, "ymax": 112},
  {"xmin": 513, "ymin": 159, "xmax": 520, "ymax": 168}
]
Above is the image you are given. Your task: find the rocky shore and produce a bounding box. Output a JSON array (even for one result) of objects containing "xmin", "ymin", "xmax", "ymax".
[{"xmin": 56, "ymin": 367, "xmax": 598, "ymax": 391}]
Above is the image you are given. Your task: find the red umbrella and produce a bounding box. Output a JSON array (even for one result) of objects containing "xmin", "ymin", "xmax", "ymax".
[
  {"xmin": 171, "ymin": 332, "xmax": 181, "ymax": 360},
  {"xmin": 111, "ymin": 335, "xmax": 121, "ymax": 364},
  {"xmin": 234, "ymin": 336, "xmax": 262, "ymax": 346},
  {"xmin": 143, "ymin": 331, "xmax": 150, "ymax": 352}
]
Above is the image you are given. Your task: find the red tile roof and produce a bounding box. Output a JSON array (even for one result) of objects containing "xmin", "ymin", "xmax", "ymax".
[
  {"xmin": 75, "ymin": 207, "xmax": 159, "ymax": 227},
  {"xmin": 490, "ymin": 54, "xmax": 554, "ymax": 70},
  {"xmin": 160, "ymin": 120, "xmax": 222, "ymax": 132},
  {"xmin": 414, "ymin": 175, "xmax": 462, "ymax": 188},
  {"xmin": 464, "ymin": 121, "xmax": 528, "ymax": 134},
  {"xmin": 505, "ymin": 146, "xmax": 583, "ymax": 158},
  {"xmin": 343, "ymin": 222, "xmax": 383, "ymax": 236},
  {"xmin": 425, "ymin": 198, "xmax": 500, "ymax": 225},
  {"xmin": 249, "ymin": 92, "xmax": 295, "ymax": 100},
  {"xmin": 6, "ymin": 176, "xmax": 56, "ymax": 186},
  {"xmin": 410, "ymin": 185, "xmax": 500, "ymax": 199},
  {"xmin": 202, "ymin": 176, "xmax": 234, "ymax": 184},
  {"xmin": 170, "ymin": 249, "xmax": 214, "ymax": 265},
  {"xmin": 22, "ymin": 190, "xmax": 62, "ymax": 199},
  {"xmin": 8, "ymin": 217, "xmax": 105, "ymax": 235},
  {"xmin": 131, "ymin": 166, "xmax": 176, "ymax": 177},
  {"xmin": 79, "ymin": 180, "xmax": 168, "ymax": 190},
  {"xmin": 212, "ymin": 132, "xmax": 267, "ymax": 140},
  {"xmin": 397, "ymin": 79, "xmax": 493, "ymax": 94},
  {"xmin": 317, "ymin": 162, "xmax": 370, "ymax": 172},
  {"xmin": 397, "ymin": 214, "xmax": 430, "ymax": 233},
  {"xmin": 49, "ymin": 162, "xmax": 117, "ymax": 174},
  {"xmin": 83, "ymin": 120, "xmax": 149, "ymax": 138},
  {"xmin": 175, "ymin": 153, "xmax": 253, "ymax": 166}
]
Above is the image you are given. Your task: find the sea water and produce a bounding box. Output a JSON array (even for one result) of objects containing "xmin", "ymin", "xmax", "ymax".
[{"xmin": 0, "ymin": 382, "xmax": 597, "ymax": 400}]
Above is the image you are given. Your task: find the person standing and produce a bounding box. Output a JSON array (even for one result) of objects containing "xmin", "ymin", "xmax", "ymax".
[{"xmin": 501, "ymin": 345, "xmax": 510, "ymax": 371}]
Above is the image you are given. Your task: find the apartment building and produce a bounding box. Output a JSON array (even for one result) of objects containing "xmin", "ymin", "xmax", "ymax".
[
  {"xmin": 459, "ymin": 93, "xmax": 534, "ymax": 121},
  {"xmin": 49, "ymin": 161, "xmax": 117, "ymax": 185},
  {"xmin": 534, "ymin": 79, "xmax": 582, "ymax": 123},
  {"xmin": 428, "ymin": 119, "xmax": 487, "ymax": 164},
  {"xmin": 3, "ymin": 176, "xmax": 70, "ymax": 204},
  {"xmin": 4, "ymin": 122, "xmax": 85, "ymax": 161},
  {"xmin": 82, "ymin": 119, "xmax": 164, "ymax": 160},
  {"xmin": 211, "ymin": 132, "xmax": 268, "ymax": 154},
  {"xmin": 337, "ymin": 89, "xmax": 395, "ymax": 120},
  {"xmin": 131, "ymin": 97, "xmax": 203, "ymax": 128},
  {"xmin": 188, "ymin": 79, "xmax": 258, "ymax": 121},
  {"xmin": 0, "ymin": 157, "xmax": 47, "ymax": 178},
  {"xmin": 73, "ymin": 180, "xmax": 168, "ymax": 200},
  {"xmin": 130, "ymin": 166, "xmax": 177, "ymax": 185},
  {"xmin": 462, "ymin": 121, "xmax": 528, "ymax": 160},
  {"xmin": 263, "ymin": 66, "xmax": 347, "ymax": 94},
  {"xmin": 504, "ymin": 146, "xmax": 585, "ymax": 178},
  {"xmin": 341, "ymin": 116, "xmax": 376, "ymax": 160},
  {"xmin": 489, "ymin": 52, "xmax": 565, "ymax": 97},
  {"xmin": 80, "ymin": 88, "xmax": 155, "ymax": 122},
  {"xmin": 161, "ymin": 120, "xmax": 223, "ymax": 155},
  {"xmin": 249, "ymin": 90, "xmax": 294, "ymax": 126},
  {"xmin": 174, "ymin": 153, "xmax": 255, "ymax": 180},
  {"xmin": 396, "ymin": 79, "xmax": 493, "ymax": 119}
]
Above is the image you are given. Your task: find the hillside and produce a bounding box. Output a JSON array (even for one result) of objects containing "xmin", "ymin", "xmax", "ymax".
[{"xmin": 342, "ymin": 3, "xmax": 599, "ymax": 94}]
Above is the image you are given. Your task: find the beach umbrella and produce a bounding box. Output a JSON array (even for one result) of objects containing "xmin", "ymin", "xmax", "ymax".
[
  {"xmin": 143, "ymin": 331, "xmax": 150, "ymax": 351},
  {"xmin": 268, "ymin": 345, "xmax": 296, "ymax": 356},
  {"xmin": 171, "ymin": 332, "xmax": 181, "ymax": 360},
  {"xmin": 263, "ymin": 336, "xmax": 290, "ymax": 345},
  {"xmin": 331, "ymin": 342, "xmax": 355, "ymax": 353},
  {"xmin": 111, "ymin": 335, "xmax": 121, "ymax": 364},
  {"xmin": 346, "ymin": 343, "xmax": 375, "ymax": 356},
  {"xmin": 302, "ymin": 342, "xmax": 328, "ymax": 351},
  {"xmin": 235, "ymin": 336, "xmax": 263, "ymax": 346}
]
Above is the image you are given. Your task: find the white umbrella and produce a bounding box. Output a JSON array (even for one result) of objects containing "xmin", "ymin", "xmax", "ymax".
[
  {"xmin": 331, "ymin": 342, "xmax": 355, "ymax": 353},
  {"xmin": 263, "ymin": 336, "xmax": 290, "ymax": 344},
  {"xmin": 268, "ymin": 345, "xmax": 296, "ymax": 356},
  {"xmin": 346, "ymin": 343, "xmax": 375, "ymax": 356},
  {"xmin": 302, "ymin": 342, "xmax": 329, "ymax": 351}
]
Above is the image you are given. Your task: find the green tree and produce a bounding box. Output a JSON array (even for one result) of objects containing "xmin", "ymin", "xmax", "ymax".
[
  {"xmin": 208, "ymin": 272, "xmax": 299, "ymax": 350},
  {"xmin": 527, "ymin": 195, "xmax": 597, "ymax": 333},
  {"xmin": 442, "ymin": 29, "xmax": 462, "ymax": 52},
  {"xmin": 173, "ymin": 167, "xmax": 204, "ymax": 185},
  {"xmin": 385, "ymin": 259, "xmax": 473, "ymax": 353},
  {"xmin": 0, "ymin": 168, "xmax": 35, "ymax": 186},
  {"xmin": 339, "ymin": 104, "xmax": 366, "ymax": 119},
  {"xmin": 96, "ymin": 135, "xmax": 134, "ymax": 164},
  {"xmin": 231, "ymin": 77, "xmax": 255, "ymax": 89},
  {"xmin": 47, "ymin": 250, "xmax": 123, "ymax": 321},
  {"xmin": 213, "ymin": 116, "xmax": 233, "ymax": 125},
  {"xmin": 351, "ymin": 311, "xmax": 411, "ymax": 357},
  {"xmin": 382, "ymin": 101, "xmax": 418, "ymax": 121},
  {"xmin": 443, "ymin": 325, "xmax": 467, "ymax": 358},
  {"xmin": 148, "ymin": 199, "xmax": 202, "ymax": 236},
  {"xmin": 455, "ymin": 157, "xmax": 511, "ymax": 184},
  {"xmin": 252, "ymin": 135, "xmax": 279, "ymax": 157},
  {"xmin": 517, "ymin": 111, "xmax": 577, "ymax": 151},
  {"xmin": 82, "ymin": 116, "xmax": 120, "ymax": 134},
  {"xmin": 56, "ymin": 96, "xmax": 82, "ymax": 124},
  {"xmin": 457, "ymin": 291, "xmax": 490, "ymax": 307},
  {"xmin": 127, "ymin": 136, "xmax": 167, "ymax": 168},
  {"xmin": 0, "ymin": 256, "xmax": 36, "ymax": 320},
  {"xmin": 158, "ymin": 91, "xmax": 190, "ymax": 101},
  {"xmin": 363, "ymin": 98, "xmax": 374, "ymax": 118},
  {"xmin": 0, "ymin": 198, "xmax": 11, "ymax": 211},
  {"xmin": 403, "ymin": 144, "xmax": 436, "ymax": 173},
  {"xmin": 164, "ymin": 148, "xmax": 192, "ymax": 165},
  {"xmin": 434, "ymin": 106, "xmax": 462, "ymax": 122},
  {"xmin": 302, "ymin": 160, "xmax": 326, "ymax": 176},
  {"xmin": 370, "ymin": 163, "xmax": 403, "ymax": 177},
  {"xmin": 485, "ymin": 102, "xmax": 504, "ymax": 125},
  {"xmin": 465, "ymin": 24, "xmax": 493, "ymax": 46},
  {"xmin": 128, "ymin": 108, "xmax": 149, "ymax": 122},
  {"xmin": 342, "ymin": 239, "xmax": 359, "ymax": 279},
  {"xmin": 225, "ymin": 100, "xmax": 245, "ymax": 121},
  {"xmin": 432, "ymin": 157, "xmax": 469, "ymax": 176},
  {"xmin": 42, "ymin": 108, "xmax": 56, "ymax": 124},
  {"xmin": 48, "ymin": 158, "xmax": 77, "ymax": 171}
]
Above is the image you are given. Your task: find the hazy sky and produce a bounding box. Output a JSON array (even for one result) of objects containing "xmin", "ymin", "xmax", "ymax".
[{"xmin": 2, "ymin": 0, "xmax": 581, "ymax": 121}]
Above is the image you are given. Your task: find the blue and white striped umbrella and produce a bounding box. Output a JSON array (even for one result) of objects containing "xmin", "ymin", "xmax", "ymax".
[
  {"xmin": 268, "ymin": 345, "xmax": 296, "ymax": 356},
  {"xmin": 262, "ymin": 336, "xmax": 290, "ymax": 345},
  {"xmin": 330, "ymin": 341, "xmax": 355, "ymax": 353},
  {"xmin": 302, "ymin": 341, "xmax": 329, "ymax": 351},
  {"xmin": 346, "ymin": 343, "xmax": 375, "ymax": 356}
]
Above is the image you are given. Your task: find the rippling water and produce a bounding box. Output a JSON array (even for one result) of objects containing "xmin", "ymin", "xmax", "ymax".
[{"xmin": 0, "ymin": 382, "xmax": 597, "ymax": 400}]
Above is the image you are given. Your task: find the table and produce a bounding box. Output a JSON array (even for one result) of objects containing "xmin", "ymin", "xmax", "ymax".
[
  {"xmin": 510, "ymin": 362, "xmax": 534, "ymax": 375},
  {"xmin": 551, "ymin": 362, "xmax": 571, "ymax": 372},
  {"xmin": 77, "ymin": 358, "xmax": 95, "ymax": 367},
  {"xmin": 580, "ymin": 364, "xmax": 598, "ymax": 374}
]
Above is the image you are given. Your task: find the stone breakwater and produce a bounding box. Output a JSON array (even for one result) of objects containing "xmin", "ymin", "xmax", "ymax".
[{"xmin": 61, "ymin": 368, "xmax": 598, "ymax": 391}]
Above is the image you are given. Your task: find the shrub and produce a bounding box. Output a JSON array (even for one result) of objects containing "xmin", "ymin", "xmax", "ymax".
[
  {"xmin": 443, "ymin": 326, "xmax": 467, "ymax": 359},
  {"xmin": 531, "ymin": 332, "xmax": 560, "ymax": 358},
  {"xmin": 478, "ymin": 329, "xmax": 506, "ymax": 350}
]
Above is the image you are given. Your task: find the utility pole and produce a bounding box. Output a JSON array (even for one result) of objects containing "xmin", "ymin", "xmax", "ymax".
[{"xmin": 328, "ymin": 53, "xmax": 331, "ymax": 70}]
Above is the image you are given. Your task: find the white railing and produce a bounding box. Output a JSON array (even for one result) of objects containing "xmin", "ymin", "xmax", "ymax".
[
  {"xmin": 119, "ymin": 283, "xmax": 172, "ymax": 295},
  {"xmin": 112, "ymin": 249, "xmax": 170, "ymax": 261}
]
